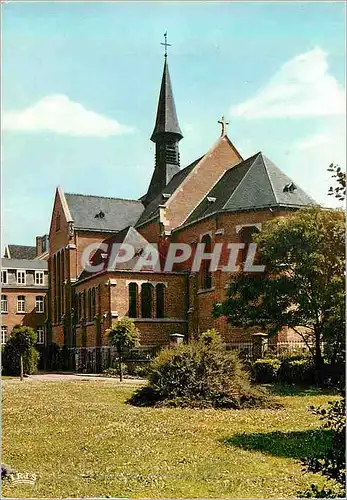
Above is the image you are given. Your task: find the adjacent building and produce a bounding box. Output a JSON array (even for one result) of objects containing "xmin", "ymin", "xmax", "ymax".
[{"xmin": 1, "ymin": 238, "xmax": 49, "ymax": 345}]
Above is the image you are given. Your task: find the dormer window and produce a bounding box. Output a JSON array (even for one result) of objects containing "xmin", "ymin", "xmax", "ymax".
[
  {"xmin": 95, "ymin": 210, "xmax": 105, "ymax": 219},
  {"xmin": 283, "ymin": 182, "xmax": 297, "ymax": 193}
]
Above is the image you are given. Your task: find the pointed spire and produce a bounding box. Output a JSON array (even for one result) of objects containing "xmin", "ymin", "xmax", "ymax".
[{"xmin": 150, "ymin": 58, "xmax": 183, "ymax": 142}]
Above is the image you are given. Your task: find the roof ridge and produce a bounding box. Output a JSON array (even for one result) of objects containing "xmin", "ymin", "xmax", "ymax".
[
  {"xmin": 221, "ymin": 153, "xmax": 261, "ymax": 209},
  {"xmin": 65, "ymin": 192, "xmax": 143, "ymax": 203},
  {"xmin": 9, "ymin": 244, "xmax": 36, "ymax": 248},
  {"xmin": 261, "ymin": 154, "xmax": 279, "ymax": 204}
]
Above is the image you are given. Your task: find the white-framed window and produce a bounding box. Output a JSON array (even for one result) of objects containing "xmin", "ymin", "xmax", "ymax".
[
  {"xmin": 35, "ymin": 295, "xmax": 44, "ymax": 313},
  {"xmin": 1, "ymin": 294, "xmax": 8, "ymax": 313},
  {"xmin": 1, "ymin": 326, "xmax": 7, "ymax": 344},
  {"xmin": 36, "ymin": 326, "xmax": 44, "ymax": 344},
  {"xmin": 17, "ymin": 270, "xmax": 26, "ymax": 285},
  {"xmin": 35, "ymin": 271, "xmax": 44, "ymax": 285},
  {"xmin": 1, "ymin": 270, "xmax": 8, "ymax": 285},
  {"xmin": 17, "ymin": 295, "xmax": 25, "ymax": 313}
]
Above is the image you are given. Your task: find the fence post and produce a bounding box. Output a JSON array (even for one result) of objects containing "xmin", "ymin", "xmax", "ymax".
[{"xmin": 251, "ymin": 333, "xmax": 268, "ymax": 360}]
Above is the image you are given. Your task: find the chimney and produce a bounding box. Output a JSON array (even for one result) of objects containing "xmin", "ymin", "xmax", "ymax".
[{"xmin": 36, "ymin": 235, "xmax": 49, "ymax": 257}]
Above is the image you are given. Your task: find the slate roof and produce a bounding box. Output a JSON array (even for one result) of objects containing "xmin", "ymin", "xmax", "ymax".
[
  {"xmin": 5, "ymin": 245, "xmax": 36, "ymax": 260},
  {"xmin": 64, "ymin": 193, "xmax": 144, "ymax": 232},
  {"xmin": 78, "ymin": 226, "xmax": 164, "ymax": 281},
  {"xmin": 2, "ymin": 258, "xmax": 48, "ymax": 270},
  {"xmin": 151, "ymin": 59, "xmax": 183, "ymax": 141},
  {"xmin": 136, "ymin": 156, "xmax": 203, "ymax": 227},
  {"xmin": 185, "ymin": 152, "xmax": 317, "ymax": 225}
]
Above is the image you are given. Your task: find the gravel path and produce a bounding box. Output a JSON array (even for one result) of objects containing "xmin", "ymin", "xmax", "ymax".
[{"xmin": 3, "ymin": 373, "xmax": 146, "ymax": 383}]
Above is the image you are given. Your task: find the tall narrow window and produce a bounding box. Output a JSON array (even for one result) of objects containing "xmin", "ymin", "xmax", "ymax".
[
  {"xmin": 91, "ymin": 288, "xmax": 96, "ymax": 318},
  {"xmin": 79, "ymin": 293, "xmax": 83, "ymax": 320},
  {"xmin": 128, "ymin": 283, "xmax": 138, "ymax": 318},
  {"xmin": 53, "ymin": 297, "xmax": 57, "ymax": 323},
  {"xmin": 141, "ymin": 283, "xmax": 152, "ymax": 318},
  {"xmin": 56, "ymin": 213, "xmax": 61, "ymax": 232},
  {"xmin": 36, "ymin": 296, "xmax": 44, "ymax": 313},
  {"xmin": 1, "ymin": 295, "xmax": 7, "ymax": 313},
  {"xmin": 35, "ymin": 271, "xmax": 44, "ymax": 285},
  {"xmin": 57, "ymin": 252, "xmax": 61, "ymax": 321},
  {"xmin": 1, "ymin": 270, "xmax": 8, "ymax": 284},
  {"xmin": 53, "ymin": 254, "xmax": 57, "ymax": 321},
  {"xmin": 87, "ymin": 289, "xmax": 92, "ymax": 321},
  {"xmin": 1, "ymin": 326, "xmax": 7, "ymax": 344},
  {"xmin": 17, "ymin": 270, "xmax": 26, "ymax": 285},
  {"xmin": 17, "ymin": 295, "xmax": 25, "ymax": 313},
  {"xmin": 156, "ymin": 284, "xmax": 166, "ymax": 318},
  {"xmin": 200, "ymin": 234, "xmax": 212, "ymax": 289},
  {"xmin": 36, "ymin": 326, "xmax": 45, "ymax": 344}
]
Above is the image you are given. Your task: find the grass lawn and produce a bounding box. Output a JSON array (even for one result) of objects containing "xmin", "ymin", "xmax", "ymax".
[{"xmin": 1, "ymin": 379, "xmax": 338, "ymax": 498}]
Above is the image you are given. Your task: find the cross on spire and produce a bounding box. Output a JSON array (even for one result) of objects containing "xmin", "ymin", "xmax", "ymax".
[
  {"xmin": 161, "ymin": 32, "xmax": 171, "ymax": 58},
  {"xmin": 218, "ymin": 115, "xmax": 229, "ymax": 136}
]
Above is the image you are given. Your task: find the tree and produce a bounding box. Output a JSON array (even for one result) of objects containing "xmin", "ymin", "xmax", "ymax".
[
  {"xmin": 6, "ymin": 326, "xmax": 38, "ymax": 381},
  {"xmin": 214, "ymin": 207, "xmax": 345, "ymax": 383},
  {"xmin": 328, "ymin": 163, "xmax": 346, "ymax": 201},
  {"xmin": 325, "ymin": 163, "xmax": 346, "ymax": 368},
  {"xmin": 106, "ymin": 317, "xmax": 140, "ymax": 382},
  {"xmin": 300, "ymin": 397, "xmax": 346, "ymax": 498}
]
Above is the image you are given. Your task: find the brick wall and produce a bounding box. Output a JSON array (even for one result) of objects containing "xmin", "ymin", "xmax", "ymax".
[
  {"xmin": 73, "ymin": 270, "xmax": 187, "ymax": 347},
  {"xmin": 1, "ymin": 288, "xmax": 46, "ymax": 336},
  {"xmin": 162, "ymin": 136, "xmax": 242, "ymax": 231}
]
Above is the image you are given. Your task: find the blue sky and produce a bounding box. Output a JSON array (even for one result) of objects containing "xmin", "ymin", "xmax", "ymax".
[{"xmin": 2, "ymin": 1, "xmax": 346, "ymax": 246}]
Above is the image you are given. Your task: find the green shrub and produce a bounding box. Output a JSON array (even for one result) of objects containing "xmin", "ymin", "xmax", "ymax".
[
  {"xmin": 126, "ymin": 362, "xmax": 150, "ymax": 378},
  {"xmin": 129, "ymin": 332, "xmax": 275, "ymax": 409},
  {"xmin": 299, "ymin": 396, "xmax": 346, "ymax": 498},
  {"xmin": 102, "ymin": 364, "xmax": 128, "ymax": 378},
  {"xmin": 2, "ymin": 343, "xmax": 39, "ymax": 376},
  {"xmin": 278, "ymin": 356, "xmax": 315, "ymax": 385},
  {"xmin": 252, "ymin": 358, "xmax": 280, "ymax": 383}
]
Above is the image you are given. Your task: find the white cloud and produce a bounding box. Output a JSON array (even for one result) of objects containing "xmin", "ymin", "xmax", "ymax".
[
  {"xmin": 287, "ymin": 118, "xmax": 346, "ymax": 208},
  {"xmin": 2, "ymin": 94, "xmax": 134, "ymax": 137},
  {"xmin": 296, "ymin": 133, "xmax": 333, "ymax": 150},
  {"xmin": 231, "ymin": 48, "xmax": 345, "ymax": 119}
]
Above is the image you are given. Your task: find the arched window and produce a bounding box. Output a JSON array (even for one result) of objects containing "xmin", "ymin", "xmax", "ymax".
[
  {"xmin": 239, "ymin": 226, "xmax": 260, "ymax": 265},
  {"xmin": 87, "ymin": 289, "xmax": 92, "ymax": 322},
  {"xmin": 56, "ymin": 213, "xmax": 61, "ymax": 232},
  {"xmin": 57, "ymin": 251, "xmax": 61, "ymax": 321},
  {"xmin": 61, "ymin": 249, "xmax": 65, "ymax": 316},
  {"xmin": 156, "ymin": 284, "xmax": 166, "ymax": 318},
  {"xmin": 128, "ymin": 283, "xmax": 138, "ymax": 318},
  {"xmin": 79, "ymin": 293, "xmax": 83, "ymax": 321},
  {"xmin": 91, "ymin": 288, "xmax": 96, "ymax": 318},
  {"xmin": 141, "ymin": 283, "xmax": 153, "ymax": 318},
  {"xmin": 53, "ymin": 254, "xmax": 57, "ymax": 323},
  {"xmin": 200, "ymin": 234, "xmax": 212, "ymax": 289}
]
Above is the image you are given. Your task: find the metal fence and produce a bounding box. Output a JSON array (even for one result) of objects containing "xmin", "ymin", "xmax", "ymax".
[
  {"xmin": 225, "ymin": 340, "xmax": 314, "ymax": 359},
  {"xmin": 72, "ymin": 345, "xmax": 163, "ymax": 373},
  {"xmin": 67, "ymin": 340, "xmax": 316, "ymax": 372}
]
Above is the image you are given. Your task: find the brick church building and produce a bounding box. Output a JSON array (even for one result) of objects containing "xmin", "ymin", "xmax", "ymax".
[{"xmin": 47, "ymin": 51, "xmax": 316, "ymax": 370}]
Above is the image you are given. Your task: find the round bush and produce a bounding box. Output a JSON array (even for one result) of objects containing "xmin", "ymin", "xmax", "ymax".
[
  {"xmin": 278, "ymin": 356, "xmax": 315, "ymax": 385},
  {"xmin": 129, "ymin": 332, "xmax": 275, "ymax": 409}
]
